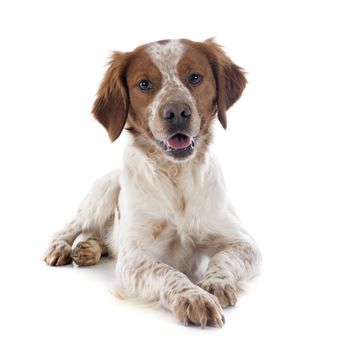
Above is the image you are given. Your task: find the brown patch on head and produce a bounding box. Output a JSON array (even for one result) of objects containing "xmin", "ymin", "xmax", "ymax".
[
  {"xmin": 166, "ymin": 41, "xmax": 218, "ymax": 161},
  {"xmin": 92, "ymin": 51, "xmax": 131, "ymax": 142},
  {"xmin": 92, "ymin": 45, "xmax": 164, "ymax": 143},
  {"xmin": 195, "ymin": 38, "xmax": 247, "ymax": 129},
  {"xmin": 125, "ymin": 48, "xmax": 163, "ymax": 138},
  {"xmin": 177, "ymin": 41, "xmax": 218, "ymax": 135}
]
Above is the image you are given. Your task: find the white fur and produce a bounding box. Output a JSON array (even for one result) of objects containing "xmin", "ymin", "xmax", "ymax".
[
  {"xmin": 44, "ymin": 40, "xmax": 261, "ymax": 326},
  {"xmin": 45, "ymin": 139, "xmax": 261, "ymax": 322},
  {"xmin": 77, "ymin": 170, "xmax": 120, "ymax": 236},
  {"xmin": 114, "ymin": 137, "xmax": 261, "ymax": 289},
  {"xmin": 147, "ymin": 40, "xmax": 200, "ymax": 140}
]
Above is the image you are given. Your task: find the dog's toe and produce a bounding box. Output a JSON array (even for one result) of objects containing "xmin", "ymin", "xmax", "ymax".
[
  {"xmin": 173, "ymin": 290, "xmax": 225, "ymax": 328},
  {"xmin": 72, "ymin": 240, "xmax": 101, "ymax": 266},
  {"xmin": 198, "ymin": 278, "xmax": 237, "ymax": 308},
  {"xmin": 44, "ymin": 241, "xmax": 72, "ymax": 266}
]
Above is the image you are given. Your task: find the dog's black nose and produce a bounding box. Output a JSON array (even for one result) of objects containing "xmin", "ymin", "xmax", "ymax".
[{"xmin": 162, "ymin": 102, "xmax": 191, "ymax": 124}]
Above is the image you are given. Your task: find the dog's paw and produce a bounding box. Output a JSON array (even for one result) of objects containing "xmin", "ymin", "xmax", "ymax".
[
  {"xmin": 72, "ymin": 240, "xmax": 101, "ymax": 266},
  {"xmin": 44, "ymin": 240, "xmax": 72, "ymax": 266},
  {"xmin": 198, "ymin": 277, "xmax": 237, "ymax": 308},
  {"xmin": 173, "ymin": 289, "xmax": 225, "ymax": 328}
]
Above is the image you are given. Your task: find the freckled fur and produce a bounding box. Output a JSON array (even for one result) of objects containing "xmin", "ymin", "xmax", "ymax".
[
  {"xmin": 44, "ymin": 38, "xmax": 261, "ymax": 328},
  {"xmin": 147, "ymin": 40, "xmax": 200, "ymax": 142}
]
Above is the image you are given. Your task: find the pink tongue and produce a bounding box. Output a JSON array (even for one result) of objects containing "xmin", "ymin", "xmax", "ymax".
[{"xmin": 166, "ymin": 134, "xmax": 191, "ymax": 150}]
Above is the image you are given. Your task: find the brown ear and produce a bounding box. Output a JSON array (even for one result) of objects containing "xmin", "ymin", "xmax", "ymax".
[
  {"xmin": 92, "ymin": 51, "xmax": 130, "ymax": 142},
  {"xmin": 202, "ymin": 38, "xmax": 247, "ymax": 129}
]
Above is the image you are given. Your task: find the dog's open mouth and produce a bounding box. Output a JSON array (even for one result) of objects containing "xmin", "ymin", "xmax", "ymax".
[
  {"xmin": 166, "ymin": 133, "xmax": 191, "ymax": 150},
  {"xmin": 156, "ymin": 133, "xmax": 197, "ymax": 159}
]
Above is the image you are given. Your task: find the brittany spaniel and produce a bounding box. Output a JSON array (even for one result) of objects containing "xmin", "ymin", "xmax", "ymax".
[{"xmin": 44, "ymin": 38, "xmax": 261, "ymax": 328}]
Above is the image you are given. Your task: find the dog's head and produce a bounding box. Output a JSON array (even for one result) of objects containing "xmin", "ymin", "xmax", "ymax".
[{"xmin": 92, "ymin": 39, "xmax": 246, "ymax": 161}]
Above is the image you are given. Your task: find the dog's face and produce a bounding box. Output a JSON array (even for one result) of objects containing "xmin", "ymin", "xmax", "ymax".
[{"xmin": 93, "ymin": 39, "xmax": 246, "ymax": 161}]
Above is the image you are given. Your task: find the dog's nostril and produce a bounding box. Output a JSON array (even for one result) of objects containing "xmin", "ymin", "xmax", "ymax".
[
  {"xmin": 164, "ymin": 109, "xmax": 175, "ymax": 119},
  {"xmin": 181, "ymin": 108, "xmax": 191, "ymax": 118}
]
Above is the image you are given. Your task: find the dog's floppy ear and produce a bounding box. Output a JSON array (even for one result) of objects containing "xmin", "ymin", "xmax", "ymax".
[
  {"xmin": 92, "ymin": 51, "xmax": 130, "ymax": 142},
  {"xmin": 202, "ymin": 38, "xmax": 247, "ymax": 129}
]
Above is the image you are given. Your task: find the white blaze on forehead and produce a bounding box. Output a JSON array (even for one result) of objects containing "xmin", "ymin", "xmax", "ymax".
[
  {"xmin": 146, "ymin": 40, "xmax": 198, "ymax": 136},
  {"xmin": 146, "ymin": 39, "xmax": 185, "ymax": 79}
]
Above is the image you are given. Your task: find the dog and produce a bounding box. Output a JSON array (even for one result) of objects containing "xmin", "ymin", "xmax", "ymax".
[{"xmin": 44, "ymin": 38, "xmax": 261, "ymax": 328}]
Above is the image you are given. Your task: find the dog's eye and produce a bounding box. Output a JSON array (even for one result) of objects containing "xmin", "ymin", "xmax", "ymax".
[
  {"xmin": 138, "ymin": 80, "xmax": 153, "ymax": 91},
  {"xmin": 188, "ymin": 73, "xmax": 203, "ymax": 85}
]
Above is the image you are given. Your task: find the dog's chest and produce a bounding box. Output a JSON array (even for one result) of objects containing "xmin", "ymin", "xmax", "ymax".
[
  {"xmin": 144, "ymin": 164, "xmax": 215, "ymax": 235},
  {"xmin": 123, "ymin": 148, "xmax": 224, "ymax": 239}
]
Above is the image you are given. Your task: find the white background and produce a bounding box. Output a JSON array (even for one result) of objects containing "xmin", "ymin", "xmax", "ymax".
[{"xmin": 0, "ymin": 0, "xmax": 349, "ymax": 349}]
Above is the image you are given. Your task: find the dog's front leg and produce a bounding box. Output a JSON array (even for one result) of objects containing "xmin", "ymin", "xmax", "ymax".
[
  {"xmin": 44, "ymin": 220, "xmax": 82, "ymax": 266},
  {"xmin": 116, "ymin": 250, "xmax": 225, "ymax": 327},
  {"xmin": 198, "ymin": 233, "xmax": 261, "ymax": 308}
]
